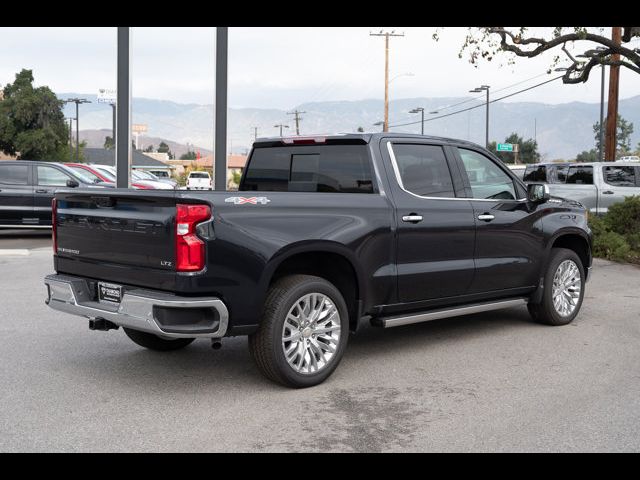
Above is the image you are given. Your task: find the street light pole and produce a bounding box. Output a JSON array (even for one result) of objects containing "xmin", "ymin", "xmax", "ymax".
[
  {"xmin": 409, "ymin": 107, "xmax": 425, "ymax": 135},
  {"xmin": 470, "ymin": 85, "xmax": 490, "ymax": 148},
  {"xmin": 63, "ymin": 98, "xmax": 91, "ymax": 161}
]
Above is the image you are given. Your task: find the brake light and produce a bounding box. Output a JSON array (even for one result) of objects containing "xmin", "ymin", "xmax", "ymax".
[
  {"xmin": 51, "ymin": 198, "xmax": 57, "ymax": 254},
  {"xmin": 175, "ymin": 203, "xmax": 212, "ymax": 272},
  {"xmin": 281, "ymin": 136, "xmax": 327, "ymax": 145}
]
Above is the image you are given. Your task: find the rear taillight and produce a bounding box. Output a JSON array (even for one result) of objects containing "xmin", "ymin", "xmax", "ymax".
[
  {"xmin": 51, "ymin": 198, "xmax": 57, "ymax": 254},
  {"xmin": 175, "ymin": 203, "xmax": 212, "ymax": 272}
]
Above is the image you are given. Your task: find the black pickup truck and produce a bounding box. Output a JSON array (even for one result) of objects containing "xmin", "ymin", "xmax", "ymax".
[{"xmin": 44, "ymin": 133, "xmax": 592, "ymax": 388}]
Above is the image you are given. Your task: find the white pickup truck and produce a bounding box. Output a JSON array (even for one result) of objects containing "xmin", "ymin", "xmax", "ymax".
[{"xmin": 186, "ymin": 171, "xmax": 212, "ymax": 190}]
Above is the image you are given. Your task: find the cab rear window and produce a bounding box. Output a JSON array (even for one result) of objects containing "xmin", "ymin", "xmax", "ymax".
[{"xmin": 241, "ymin": 145, "xmax": 374, "ymax": 193}]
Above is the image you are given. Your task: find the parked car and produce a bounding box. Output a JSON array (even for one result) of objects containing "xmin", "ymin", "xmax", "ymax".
[
  {"xmin": 507, "ymin": 164, "xmax": 526, "ymax": 180},
  {"xmin": 186, "ymin": 171, "xmax": 212, "ymax": 190},
  {"xmin": 66, "ymin": 163, "xmax": 156, "ymax": 190},
  {"xmin": 45, "ymin": 133, "xmax": 592, "ymax": 387},
  {"xmin": 143, "ymin": 169, "xmax": 179, "ymax": 188},
  {"xmin": 544, "ymin": 162, "xmax": 640, "ymax": 215},
  {"xmin": 90, "ymin": 165, "xmax": 174, "ymax": 190},
  {"xmin": 0, "ymin": 160, "xmax": 110, "ymax": 228},
  {"xmin": 617, "ymin": 156, "xmax": 639, "ymax": 162},
  {"xmin": 523, "ymin": 163, "xmax": 571, "ymax": 184}
]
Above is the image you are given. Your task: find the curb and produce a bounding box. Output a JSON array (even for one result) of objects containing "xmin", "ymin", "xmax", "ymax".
[{"xmin": 0, "ymin": 249, "xmax": 30, "ymax": 256}]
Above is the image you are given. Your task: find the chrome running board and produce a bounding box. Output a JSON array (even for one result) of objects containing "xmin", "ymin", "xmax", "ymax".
[{"xmin": 377, "ymin": 298, "xmax": 528, "ymax": 328}]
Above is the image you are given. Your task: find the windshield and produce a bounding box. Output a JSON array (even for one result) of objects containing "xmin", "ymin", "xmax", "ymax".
[
  {"xmin": 189, "ymin": 172, "xmax": 210, "ymax": 179},
  {"xmin": 93, "ymin": 166, "xmax": 116, "ymax": 181},
  {"xmin": 67, "ymin": 166, "xmax": 103, "ymax": 183},
  {"xmin": 135, "ymin": 170, "xmax": 159, "ymax": 180}
]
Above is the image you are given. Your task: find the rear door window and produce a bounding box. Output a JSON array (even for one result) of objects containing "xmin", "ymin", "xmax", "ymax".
[
  {"xmin": 391, "ymin": 144, "xmax": 455, "ymax": 197},
  {"xmin": 566, "ymin": 166, "xmax": 594, "ymax": 185},
  {"xmin": 603, "ymin": 166, "xmax": 636, "ymax": 187},
  {"xmin": 241, "ymin": 145, "xmax": 374, "ymax": 193},
  {"xmin": 0, "ymin": 164, "xmax": 29, "ymax": 185}
]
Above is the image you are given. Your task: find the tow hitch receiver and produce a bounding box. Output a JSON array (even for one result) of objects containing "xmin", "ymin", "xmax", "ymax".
[{"xmin": 89, "ymin": 318, "xmax": 120, "ymax": 331}]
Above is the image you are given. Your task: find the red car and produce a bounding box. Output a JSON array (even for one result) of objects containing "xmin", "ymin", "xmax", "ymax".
[{"xmin": 65, "ymin": 163, "xmax": 154, "ymax": 189}]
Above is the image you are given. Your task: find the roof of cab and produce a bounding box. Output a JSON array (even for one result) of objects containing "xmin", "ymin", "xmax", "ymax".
[{"xmin": 252, "ymin": 132, "xmax": 484, "ymax": 149}]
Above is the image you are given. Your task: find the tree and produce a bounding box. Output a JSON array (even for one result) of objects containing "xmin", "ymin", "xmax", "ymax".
[
  {"xmin": 357, "ymin": 126, "xmax": 364, "ymax": 132},
  {"xmin": 0, "ymin": 69, "xmax": 70, "ymax": 160},
  {"xmin": 144, "ymin": 144, "xmax": 154, "ymax": 153},
  {"xmin": 104, "ymin": 136, "xmax": 114, "ymax": 150},
  {"xmin": 180, "ymin": 150, "xmax": 197, "ymax": 160},
  {"xmin": 593, "ymin": 115, "xmax": 634, "ymax": 156},
  {"xmin": 157, "ymin": 141, "xmax": 174, "ymax": 159},
  {"xmin": 488, "ymin": 132, "xmax": 540, "ymax": 164},
  {"xmin": 576, "ymin": 149, "xmax": 598, "ymax": 162},
  {"xmin": 438, "ymin": 27, "xmax": 640, "ymax": 84}
]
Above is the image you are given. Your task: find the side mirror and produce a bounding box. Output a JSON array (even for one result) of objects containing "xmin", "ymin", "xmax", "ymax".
[
  {"xmin": 66, "ymin": 178, "xmax": 80, "ymax": 188},
  {"xmin": 527, "ymin": 183, "xmax": 550, "ymax": 203}
]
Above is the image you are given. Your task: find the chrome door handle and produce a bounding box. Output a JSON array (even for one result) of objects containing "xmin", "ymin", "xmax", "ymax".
[
  {"xmin": 602, "ymin": 190, "xmax": 614, "ymax": 195},
  {"xmin": 402, "ymin": 215, "xmax": 423, "ymax": 223},
  {"xmin": 35, "ymin": 189, "xmax": 49, "ymax": 193},
  {"xmin": 477, "ymin": 214, "xmax": 495, "ymax": 222}
]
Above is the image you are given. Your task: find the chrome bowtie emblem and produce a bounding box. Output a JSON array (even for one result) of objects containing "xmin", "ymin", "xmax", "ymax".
[{"xmin": 224, "ymin": 196, "xmax": 271, "ymax": 205}]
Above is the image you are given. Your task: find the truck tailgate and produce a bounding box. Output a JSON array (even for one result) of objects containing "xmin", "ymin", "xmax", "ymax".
[{"xmin": 55, "ymin": 190, "xmax": 177, "ymax": 272}]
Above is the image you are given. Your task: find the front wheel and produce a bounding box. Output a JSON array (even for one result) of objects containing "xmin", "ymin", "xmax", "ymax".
[
  {"xmin": 123, "ymin": 328, "xmax": 195, "ymax": 351},
  {"xmin": 249, "ymin": 275, "xmax": 349, "ymax": 388},
  {"xmin": 528, "ymin": 248, "xmax": 585, "ymax": 326}
]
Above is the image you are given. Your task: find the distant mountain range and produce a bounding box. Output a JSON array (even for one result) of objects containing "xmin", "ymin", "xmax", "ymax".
[{"xmin": 58, "ymin": 93, "xmax": 640, "ymax": 160}]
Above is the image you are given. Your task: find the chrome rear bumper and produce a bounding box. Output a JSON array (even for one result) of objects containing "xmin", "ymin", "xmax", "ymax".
[{"xmin": 44, "ymin": 274, "xmax": 228, "ymax": 338}]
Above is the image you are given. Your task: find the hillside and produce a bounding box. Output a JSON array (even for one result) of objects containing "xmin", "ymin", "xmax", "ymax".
[{"xmin": 59, "ymin": 93, "xmax": 640, "ymax": 160}]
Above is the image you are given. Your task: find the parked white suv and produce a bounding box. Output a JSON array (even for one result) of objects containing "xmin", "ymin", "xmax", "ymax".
[{"xmin": 186, "ymin": 171, "xmax": 212, "ymax": 190}]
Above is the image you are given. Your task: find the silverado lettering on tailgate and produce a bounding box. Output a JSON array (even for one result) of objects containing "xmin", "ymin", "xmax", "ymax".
[{"xmin": 58, "ymin": 215, "xmax": 165, "ymax": 236}]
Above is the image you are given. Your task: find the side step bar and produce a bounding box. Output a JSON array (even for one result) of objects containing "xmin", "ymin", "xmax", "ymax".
[{"xmin": 374, "ymin": 298, "xmax": 528, "ymax": 328}]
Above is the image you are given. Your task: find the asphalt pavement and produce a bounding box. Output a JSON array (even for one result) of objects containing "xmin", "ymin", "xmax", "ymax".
[{"xmin": 0, "ymin": 248, "xmax": 639, "ymax": 452}]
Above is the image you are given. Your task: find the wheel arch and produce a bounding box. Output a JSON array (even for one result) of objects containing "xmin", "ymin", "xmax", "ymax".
[{"xmin": 258, "ymin": 241, "xmax": 366, "ymax": 331}]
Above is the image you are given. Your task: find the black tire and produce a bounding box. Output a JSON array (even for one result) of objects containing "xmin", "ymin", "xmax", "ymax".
[
  {"xmin": 123, "ymin": 328, "xmax": 195, "ymax": 351},
  {"xmin": 528, "ymin": 248, "xmax": 585, "ymax": 326},
  {"xmin": 248, "ymin": 274, "xmax": 349, "ymax": 388}
]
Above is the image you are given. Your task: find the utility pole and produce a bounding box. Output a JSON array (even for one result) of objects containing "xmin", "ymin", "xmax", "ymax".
[
  {"xmin": 470, "ymin": 85, "xmax": 490, "ymax": 148},
  {"xmin": 252, "ymin": 126, "xmax": 258, "ymax": 142},
  {"xmin": 599, "ymin": 57, "xmax": 606, "ymax": 162},
  {"xmin": 63, "ymin": 98, "xmax": 91, "ymax": 161},
  {"xmin": 274, "ymin": 124, "xmax": 289, "ymax": 137},
  {"xmin": 369, "ymin": 30, "xmax": 405, "ymax": 132},
  {"xmin": 287, "ymin": 109, "xmax": 305, "ymax": 135},
  {"xmin": 605, "ymin": 27, "xmax": 622, "ymax": 162}
]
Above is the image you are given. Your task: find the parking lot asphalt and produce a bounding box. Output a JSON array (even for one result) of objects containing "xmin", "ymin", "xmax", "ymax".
[
  {"xmin": 0, "ymin": 250, "xmax": 639, "ymax": 452},
  {"xmin": 0, "ymin": 229, "xmax": 51, "ymax": 251}
]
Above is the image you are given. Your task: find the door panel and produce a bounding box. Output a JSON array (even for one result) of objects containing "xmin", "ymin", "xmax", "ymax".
[
  {"xmin": 455, "ymin": 147, "xmax": 543, "ymax": 293},
  {"xmin": 0, "ymin": 164, "xmax": 34, "ymax": 226},
  {"xmin": 385, "ymin": 141, "xmax": 476, "ymax": 303}
]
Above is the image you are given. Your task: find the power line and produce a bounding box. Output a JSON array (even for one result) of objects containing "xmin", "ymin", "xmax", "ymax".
[
  {"xmin": 388, "ymin": 71, "xmax": 552, "ymax": 125},
  {"xmin": 389, "ymin": 75, "xmax": 563, "ymax": 129}
]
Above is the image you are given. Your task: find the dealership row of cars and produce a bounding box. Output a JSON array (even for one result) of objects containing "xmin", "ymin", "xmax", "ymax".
[{"xmin": 0, "ymin": 160, "xmax": 178, "ymax": 228}]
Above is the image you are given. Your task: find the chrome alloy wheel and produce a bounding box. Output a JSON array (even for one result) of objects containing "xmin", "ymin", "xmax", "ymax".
[
  {"xmin": 281, "ymin": 293, "xmax": 342, "ymax": 375},
  {"xmin": 552, "ymin": 259, "xmax": 582, "ymax": 317}
]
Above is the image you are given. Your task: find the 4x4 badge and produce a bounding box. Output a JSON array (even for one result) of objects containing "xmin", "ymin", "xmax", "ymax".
[{"xmin": 225, "ymin": 196, "xmax": 271, "ymax": 205}]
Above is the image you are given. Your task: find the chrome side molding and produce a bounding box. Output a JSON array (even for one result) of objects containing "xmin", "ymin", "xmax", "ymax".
[{"xmin": 377, "ymin": 298, "xmax": 528, "ymax": 328}]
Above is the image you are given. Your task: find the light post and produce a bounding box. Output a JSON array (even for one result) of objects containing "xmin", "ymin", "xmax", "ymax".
[
  {"xmin": 274, "ymin": 124, "xmax": 289, "ymax": 137},
  {"xmin": 470, "ymin": 85, "xmax": 490, "ymax": 148},
  {"xmin": 63, "ymin": 98, "xmax": 91, "ymax": 161},
  {"xmin": 373, "ymin": 121, "xmax": 385, "ymax": 132},
  {"xmin": 409, "ymin": 107, "xmax": 425, "ymax": 135}
]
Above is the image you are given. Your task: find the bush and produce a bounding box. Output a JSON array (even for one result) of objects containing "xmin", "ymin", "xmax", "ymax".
[{"xmin": 589, "ymin": 196, "xmax": 640, "ymax": 264}]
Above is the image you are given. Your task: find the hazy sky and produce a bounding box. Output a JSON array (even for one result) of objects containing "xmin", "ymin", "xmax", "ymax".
[{"xmin": 1, "ymin": 27, "xmax": 639, "ymax": 109}]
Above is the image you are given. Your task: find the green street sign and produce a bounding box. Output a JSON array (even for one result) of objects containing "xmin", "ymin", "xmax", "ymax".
[{"xmin": 497, "ymin": 143, "xmax": 514, "ymax": 152}]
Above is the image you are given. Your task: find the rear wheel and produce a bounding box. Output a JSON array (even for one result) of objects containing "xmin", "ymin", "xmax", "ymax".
[
  {"xmin": 249, "ymin": 274, "xmax": 349, "ymax": 388},
  {"xmin": 528, "ymin": 248, "xmax": 585, "ymax": 326},
  {"xmin": 123, "ymin": 328, "xmax": 195, "ymax": 351}
]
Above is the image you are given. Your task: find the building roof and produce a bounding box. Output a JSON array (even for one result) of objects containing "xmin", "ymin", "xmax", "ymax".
[{"xmin": 83, "ymin": 148, "xmax": 170, "ymax": 168}]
